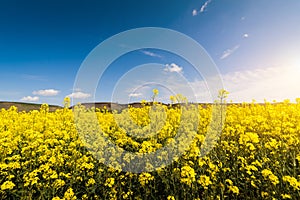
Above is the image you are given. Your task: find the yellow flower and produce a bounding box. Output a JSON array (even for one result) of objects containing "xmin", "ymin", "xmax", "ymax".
[
  {"xmin": 64, "ymin": 187, "xmax": 77, "ymax": 200},
  {"xmin": 50, "ymin": 171, "xmax": 58, "ymax": 179},
  {"xmin": 180, "ymin": 165, "xmax": 196, "ymax": 185},
  {"xmin": 139, "ymin": 172, "xmax": 154, "ymax": 187},
  {"xmin": 281, "ymin": 194, "xmax": 292, "ymax": 199},
  {"xmin": 261, "ymin": 169, "xmax": 272, "ymax": 178},
  {"xmin": 82, "ymin": 194, "xmax": 88, "ymax": 200},
  {"xmin": 245, "ymin": 165, "xmax": 258, "ymax": 175},
  {"xmin": 261, "ymin": 169, "xmax": 279, "ymax": 185},
  {"xmin": 261, "ymin": 192, "xmax": 269, "ymax": 198},
  {"xmin": 76, "ymin": 176, "xmax": 83, "ymax": 182},
  {"xmin": 265, "ymin": 138, "xmax": 279, "ymax": 150},
  {"xmin": 282, "ymin": 176, "xmax": 300, "ymax": 190},
  {"xmin": 52, "ymin": 179, "xmax": 65, "ymax": 189},
  {"xmin": 122, "ymin": 190, "xmax": 133, "ymax": 199},
  {"xmin": 198, "ymin": 175, "xmax": 212, "ymax": 189},
  {"xmin": 105, "ymin": 178, "xmax": 115, "ymax": 188},
  {"xmin": 269, "ymin": 174, "xmax": 279, "ymax": 185},
  {"xmin": 167, "ymin": 195, "xmax": 175, "ymax": 200},
  {"xmin": 1, "ymin": 181, "xmax": 15, "ymax": 190},
  {"xmin": 225, "ymin": 179, "xmax": 233, "ymax": 186},
  {"xmin": 86, "ymin": 178, "xmax": 96, "ymax": 187},
  {"xmin": 228, "ymin": 185, "xmax": 239, "ymax": 195},
  {"xmin": 152, "ymin": 89, "xmax": 159, "ymax": 96},
  {"xmin": 2, "ymin": 95, "xmax": 300, "ymax": 198},
  {"xmin": 239, "ymin": 132, "xmax": 259, "ymax": 145}
]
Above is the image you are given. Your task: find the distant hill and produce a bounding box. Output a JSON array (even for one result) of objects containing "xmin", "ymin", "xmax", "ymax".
[
  {"xmin": 0, "ymin": 101, "xmax": 62, "ymax": 112},
  {"xmin": 1, "ymin": 101, "xmax": 181, "ymax": 113},
  {"xmin": 1, "ymin": 101, "xmax": 283, "ymax": 113}
]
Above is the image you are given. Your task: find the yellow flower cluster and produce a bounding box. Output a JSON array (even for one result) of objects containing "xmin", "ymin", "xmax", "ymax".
[
  {"xmin": 1, "ymin": 181, "xmax": 15, "ymax": 190},
  {"xmin": 139, "ymin": 172, "xmax": 154, "ymax": 187},
  {"xmin": 104, "ymin": 178, "xmax": 115, "ymax": 188},
  {"xmin": 283, "ymin": 176, "xmax": 300, "ymax": 190},
  {"xmin": 261, "ymin": 169, "xmax": 279, "ymax": 185},
  {"xmin": 0, "ymin": 97, "xmax": 299, "ymax": 199},
  {"xmin": 198, "ymin": 175, "xmax": 211, "ymax": 189},
  {"xmin": 180, "ymin": 165, "xmax": 196, "ymax": 185}
]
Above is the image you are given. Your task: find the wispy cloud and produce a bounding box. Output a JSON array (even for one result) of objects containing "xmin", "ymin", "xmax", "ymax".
[
  {"xmin": 164, "ymin": 63, "xmax": 183, "ymax": 73},
  {"xmin": 192, "ymin": 0, "xmax": 212, "ymax": 16},
  {"xmin": 67, "ymin": 91, "xmax": 91, "ymax": 99},
  {"xmin": 33, "ymin": 89, "xmax": 59, "ymax": 96},
  {"xmin": 220, "ymin": 45, "xmax": 240, "ymax": 59},
  {"xmin": 140, "ymin": 50, "xmax": 162, "ymax": 58},
  {"xmin": 200, "ymin": 0, "xmax": 212, "ymax": 13},
  {"xmin": 21, "ymin": 96, "xmax": 39, "ymax": 102},
  {"xmin": 129, "ymin": 93, "xmax": 142, "ymax": 97}
]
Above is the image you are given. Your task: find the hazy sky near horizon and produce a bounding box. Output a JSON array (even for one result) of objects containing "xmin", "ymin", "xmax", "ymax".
[{"xmin": 0, "ymin": 0, "xmax": 300, "ymax": 105}]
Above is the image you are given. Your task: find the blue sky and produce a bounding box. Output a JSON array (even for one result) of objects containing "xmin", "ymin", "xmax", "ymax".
[{"xmin": 0, "ymin": 0, "xmax": 300, "ymax": 105}]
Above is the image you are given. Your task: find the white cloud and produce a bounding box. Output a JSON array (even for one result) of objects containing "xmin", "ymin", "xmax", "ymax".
[
  {"xmin": 200, "ymin": 0, "xmax": 212, "ymax": 13},
  {"xmin": 164, "ymin": 63, "xmax": 183, "ymax": 73},
  {"xmin": 67, "ymin": 92, "xmax": 91, "ymax": 99},
  {"xmin": 243, "ymin": 33, "xmax": 249, "ymax": 38},
  {"xmin": 141, "ymin": 50, "xmax": 162, "ymax": 58},
  {"xmin": 241, "ymin": 16, "xmax": 246, "ymax": 20},
  {"xmin": 21, "ymin": 96, "xmax": 39, "ymax": 102},
  {"xmin": 129, "ymin": 93, "xmax": 142, "ymax": 97},
  {"xmin": 220, "ymin": 45, "xmax": 240, "ymax": 59},
  {"xmin": 192, "ymin": 9, "xmax": 198, "ymax": 16},
  {"xmin": 33, "ymin": 89, "xmax": 59, "ymax": 96}
]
